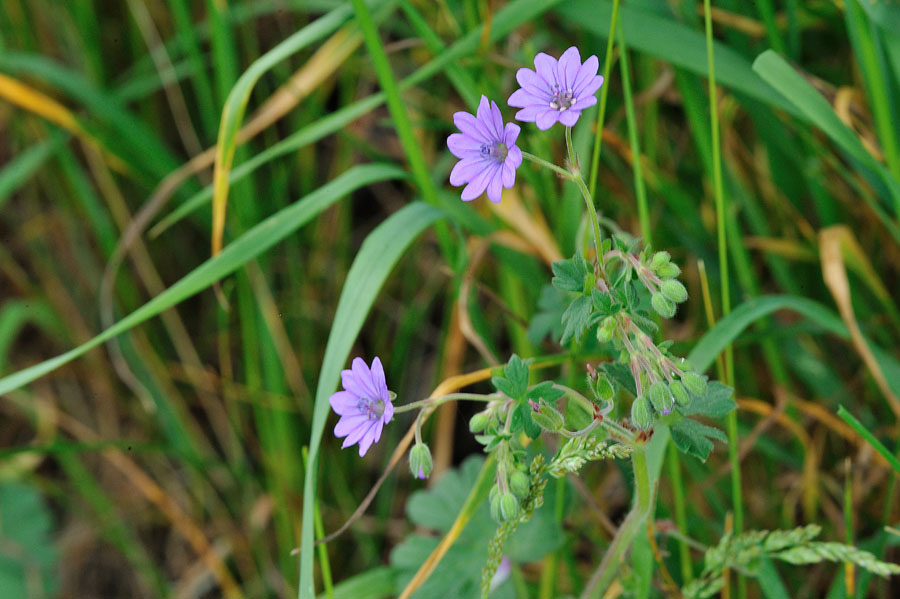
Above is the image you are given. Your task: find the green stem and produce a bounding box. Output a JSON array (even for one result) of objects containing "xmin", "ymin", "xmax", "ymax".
[
  {"xmin": 573, "ymin": 175, "xmax": 605, "ymax": 267},
  {"xmin": 588, "ymin": 0, "xmax": 621, "ymax": 197},
  {"xmin": 565, "ymin": 125, "xmax": 577, "ymax": 168},
  {"xmin": 703, "ymin": 0, "xmax": 744, "ymax": 595},
  {"xmin": 523, "ymin": 150, "xmax": 605, "ymax": 266},
  {"xmin": 581, "ymin": 445, "xmax": 652, "ymax": 597},
  {"xmin": 523, "ymin": 150, "xmax": 574, "ymax": 179},
  {"xmin": 617, "ymin": 24, "xmax": 651, "ymax": 244}
]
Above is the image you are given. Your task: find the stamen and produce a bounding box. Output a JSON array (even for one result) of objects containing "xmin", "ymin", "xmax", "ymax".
[
  {"xmin": 549, "ymin": 84, "xmax": 576, "ymax": 111},
  {"xmin": 358, "ymin": 397, "xmax": 385, "ymax": 420}
]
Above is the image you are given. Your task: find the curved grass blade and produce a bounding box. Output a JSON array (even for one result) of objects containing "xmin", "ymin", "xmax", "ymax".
[
  {"xmin": 837, "ymin": 406, "xmax": 900, "ymax": 475},
  {"xmin": 298, "ymin": 202, "xmax": 444, "ymax": 599},
  {"xmin": 752, "ymin": 50, "xmax": 900, "ymax": 215},
  {"xmin": 0, "ymin": 164, "xmax": 407, "ymax": 396},
  {"xmin": 0, "ymin": 132, "xmax": 67, "ymax": 211},
  {"xmin": 151, "ymin": 0, "xmax": 563, "ymax": 234},
  {"xmin": 209, "ymin": 1, "xmax": 381, "ymax": 254},
  {"xmin": 557, "ymin": 0, "xmax": 799, "ymax": 116}
]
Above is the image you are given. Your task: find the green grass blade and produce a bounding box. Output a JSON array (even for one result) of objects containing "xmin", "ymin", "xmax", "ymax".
[
  {"xmin": 151, "ymin": 0, "xmax": 564, "ymax": 233},
  {"xmin": 0, "ymin": 132, "xmax": 66, "ymax": 211},
  {"xmin": 557, "ymin": 0, "xmax": 800, "ymax": 116},
  {"xmin": 752, "ymin": 50, "xmax": 900, "ymax": 215},
  {"xmin": 0, "ymin": 164, "xmax": 407, "ymax": 396},
  {"xmin": 845, "ymin": 0, "xmax": 900, "ymax": 182},
  {"xmin": 297, "ymin": 201, "xmax": 444, "ymax": 599},
  {"xmin": 837, "ymin": 406, "xmax": 900, "ymax": 475}
]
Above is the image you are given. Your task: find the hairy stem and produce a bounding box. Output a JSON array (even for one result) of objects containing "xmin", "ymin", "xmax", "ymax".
[{"xmin": 581, "ymin": 445, "xmax": 652, "ymax": 597}]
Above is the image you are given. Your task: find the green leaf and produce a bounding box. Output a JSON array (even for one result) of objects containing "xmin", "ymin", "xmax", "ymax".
[
  {"xmin": 0, "ymin": 164, "xmax": 408, "ymax": 396},
  {"xmin": 551, "ymin": 255, "xmax": 590, "ymax": 292},
  {"xmin": 0, "ymin": 483, "xmax": 58, "ymax": 598},
  {"xmin": 527, "ymin": 285, "xmax": 567, "ymax": 345},
  {"xmin": 504, "ymin": 355, "xmax": 529, "ymax": 397},
  {"xmin": 560, "ymin": 295, "xmax": 593, "ymax": 345},
  {"xmin": 601, "ymin": 362, "xmax": 637, "ymax": 397},
  {"xmin": 670, "ymin": 419, "xmax": 727, "ymax": 462},
  {"xmin": 525, "ymin": 381, "xmax": 565, "ymax": 404},
  {"xmin": 681, "ymin": 381, "xmax": 736, "ymax": 419},
  {"xmin": 510, "ymin": 402, "xmax": 542, "ymax": 439},
  {"xmin": 394, "ymin": 457, "xmax": 561, "ymax": 598},
  {"xmin": 332, "ymin": 568, "xmax": 396, "ymax": 599},
  {"xmin": 298, "ymin": 201, "xmax": 444, "ymax": 599}
]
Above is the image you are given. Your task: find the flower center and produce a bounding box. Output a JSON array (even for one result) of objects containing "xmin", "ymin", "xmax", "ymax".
[
  {"xmin": 480, "ymin": 141, "xmax": 508, "ymax": 162},
  {"xmin": 549, "ymin": 85, "xmax": 576, "ymax": 111},
  {"xmin": 358, "ymin": 397, "xmax": 385, "ymax": 420}
]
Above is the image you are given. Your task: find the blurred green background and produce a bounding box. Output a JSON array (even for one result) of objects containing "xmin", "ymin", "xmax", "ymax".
[{"xmin": 0, "ymin": 0, "xmax": 899, "ymax": 597}]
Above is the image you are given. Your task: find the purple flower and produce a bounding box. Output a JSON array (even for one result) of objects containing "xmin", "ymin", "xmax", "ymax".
[
  {"xmin": 508, "ymin": 47, "xmax": 604, "ymax": 130},
  {"xmin": 329, "ymin": 357, "xmax": 394, "ymax": 457},
  {"xmin": 447, "ymin": 95, "xmax": 522, "ymax": 203}
]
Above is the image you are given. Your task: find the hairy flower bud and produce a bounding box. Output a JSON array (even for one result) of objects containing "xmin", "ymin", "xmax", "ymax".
[
  {"xmin": 593, "ymin": 375, "xmax": 614, "ymax": 402},
  {"xmin": 469, "ymin": 412, "xmax": 489, "ymax": 433},
  {"xmin": 670, "ymin": 380, "xmax": 691, "ymax": 407},
  {"xmin": 651, "ymin": 292, "xmax": 676, "ymax": 319},
  {"xmin": 661, "ymin": 279, "xmax": 688, "ymax": 303},
  {"xmin": 509, "ymin": 470, "xmax": 530, "ymax": 498},
  {"xmin": 682, "ymin": 371, "xmax": 708, "ymax": 396},
  {"xmin": 648, "ymin": 381, "xmax": 672, "ymax": 415},
  {"xmin": 499, "ymin": 491, "xmax": 520, "ymax": 522},
  {"xmin": 532, "ymin": 399, "xmax": 565, "ymax": 432},
  {"xmin": 409, "ymin": 443, "xmax": 433, "ymax": 479},
  {"xmin": 631, "ymin": 396, "xmax": 653, "ymax": 430},
  {"xmin": 649, "ymin": 251, "xmax": 671, "ymax": 271},
  {"xmin": 596, "ymin": 316, "xmax": 616, "ymax": 343},
  {"xmin": 490, "ymin": 491, "xmax": 502, "ymax": 522},
  {"xmin": 656, "ymin": 262, "xmax": 681, "ymax": 278}
]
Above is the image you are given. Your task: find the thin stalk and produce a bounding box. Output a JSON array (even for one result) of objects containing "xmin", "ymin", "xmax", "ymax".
[
  {"xmin": 667, "ymin": 442, "xmax": 693, "ymax": 583},
  {"xmin": 581, "ymin": 446, "xmax": 652, "ymax": 597},
  {"xmin": 703, "ymin": 0, "xmax": 744, "ymax": 596},
  {"xmin": 588, "ymin": 0, "xmax": 621, "ymax": 197},
  {"xmin": 524, "ymin": 150, "xmax": 604, "ymax": 263},
  {"xmin": 617, "ymin": 23, "xmax": 650, "ymax": 244}
]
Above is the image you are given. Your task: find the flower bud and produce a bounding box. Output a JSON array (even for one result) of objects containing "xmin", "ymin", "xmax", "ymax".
[
  {"xmin": 649, "ymin": 251, "xmax": 671, "ymax": 271},
  {"xmin": 596, "ymin": 316, "xmax": 616, "ymax": 343},
  {"xmin": 661, "ymin": 279, "xmax": 688, "ymax": 303},
  {"xmin": 657, "ymin": 262, "xmax": 681, "ymax": 278},
  {"xmin": 631, "ymin": 396, "xmax": 653, "ymax": 430},
  {"xmin": 509, "ymin": 470, "xmax": 530, "ymax": 498},
  {"xmin": 648, "ymin": 381, "xmax": 672, "ymax": 415},
  {"xmin": 682, "ymin": 371, "xmax": 708, "ymax": 396},
  {"xmin": 651, "ymin": 292, "xmax": 676, "ymax": 319},
  {"xmin": 409, "ymin": 443, "xmax": 433, "ymax": 479},
  {"xmin": 469, "ymin": 412, "xmax": 489, "ymax": 433},
  {"xmin": 593, "ymin": 375, "xmax": 614, "ymax": 402},
  {"xmin": 670, "ymin": 380, "xmax": 691, "ymax": 407},
  {"xmin": 499, "ymin": 491, "xmax": 520, "ymax": 522},
  {"xmin": 490, "ymin": 491, "xmax": 502, "ymax": 522},
  {"xmin": 531, "ymin": 399, "xmax": 565, "ymax": 432}
]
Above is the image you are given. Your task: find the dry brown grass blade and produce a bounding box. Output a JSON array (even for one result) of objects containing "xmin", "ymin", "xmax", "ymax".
[
  {"xmin": 0, "ymin": 72, "xmax": 127, "ymax": 172},
  {"xmin": 210, "ymin": 26, "xmax": 362, "ymax": 256},
  {"xmin": 819, "ymin": 226, "xmax": 900, "ymax": 419},
  {"xmin": 489, "ymin": 188, "xmax": 563, "ymax": 265}
]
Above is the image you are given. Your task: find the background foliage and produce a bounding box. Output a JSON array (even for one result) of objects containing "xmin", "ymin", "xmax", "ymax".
[{"xmin": 0, "ymin": 0, "xmax": 898, "ymax": 597}]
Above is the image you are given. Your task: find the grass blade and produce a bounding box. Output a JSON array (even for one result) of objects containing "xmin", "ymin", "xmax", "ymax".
[
  {"xmin": 0, "ymin": 164, "xmax": 408, "ymax": 396},
  {"xmin": 298, "ymin": 201, "xmax": 444, "ymax": 599}
]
